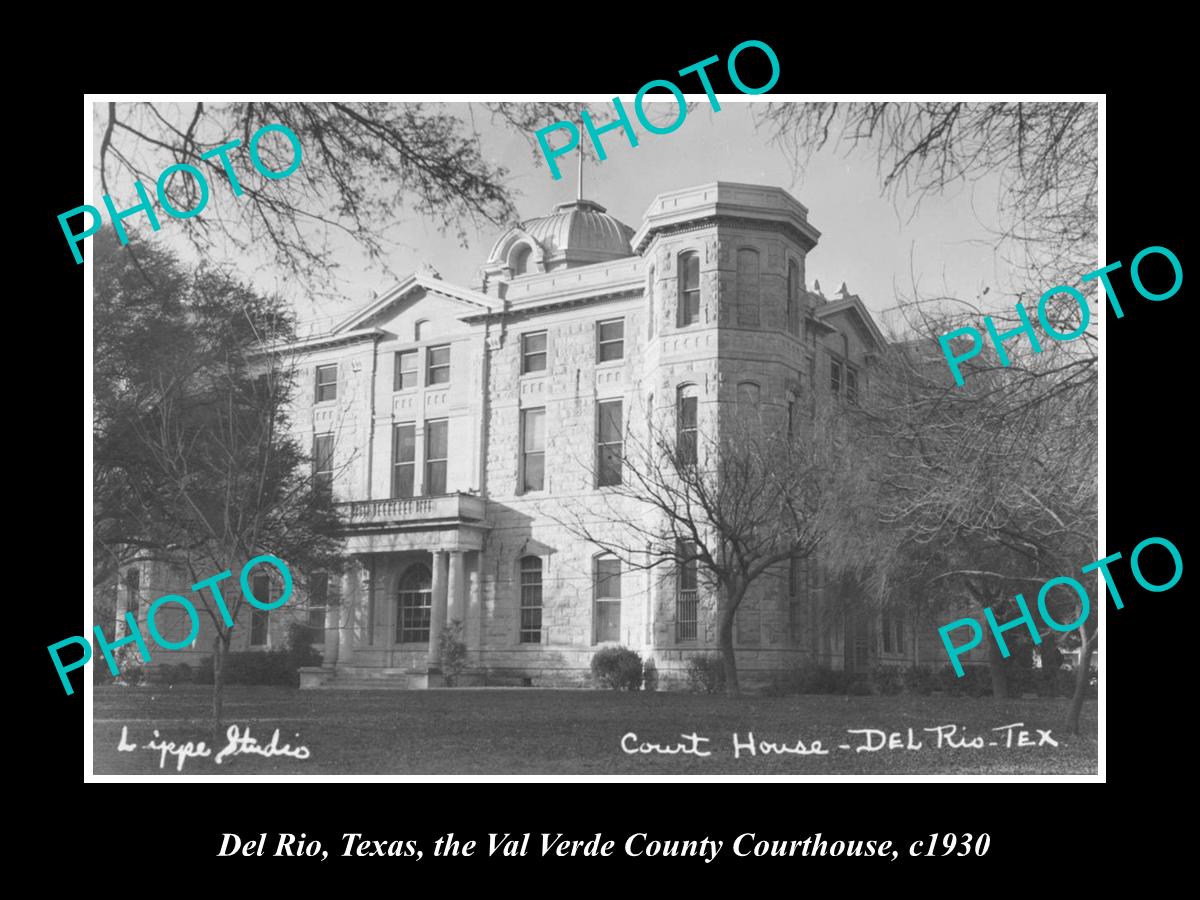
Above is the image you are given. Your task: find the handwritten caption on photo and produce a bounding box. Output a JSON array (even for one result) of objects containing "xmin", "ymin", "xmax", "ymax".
[
  {"xmin": 50, "ymin": 554, "xmax": 295, "ymax": 695},
  {"xmin": 118, "ymin": 724, "xmax": 310, "ymax": 772},
  {"xmin": 622, "ymin": 722, "xmax": 1057, "ymax": 760}
]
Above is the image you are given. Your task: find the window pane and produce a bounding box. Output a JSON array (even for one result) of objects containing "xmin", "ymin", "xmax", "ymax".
[
  {"xmin": 426, "ymin": 421, "xmax": 448, "ymax": 459},
  {"xmin": 311, "ymin": 573, "xmax": 328, "ymax": 605},
  {"xmin": 523, "ymin": 453, "xmax": 544, "ymax": 493},
  {"xmin": 599, "ymin": 320, "xmax": 624, "ymax": 343},
  {"xmin": 682, "ymin": 254, "xmax": 699, "ymax": 290},
  {"xmin": 523, "ymin": 409, "xmax": 545, "ymax": 452},
  {"xmin": 596, "ymin": 558, "xmax": 621, "ymax": 599},
  {"xmin": 524, "ymin": 332, "xmax": 546, "ymax": 353},
  {"xmin": 396, "ymin": 351, "xmax": 418, "ymax": 390},
  {"xmin": 679, "ymin": 395, "xmax": 697, "ymax": 428},
  {"xmin": 430, "ymin": 346, "xmax": 450, "ymax": 366},
  {"xmin": 250, "ymin": 608, "xmax": 269, "ymax": 646},
  {"xmin": 426, "ymin": 460, "xmax": 447, "ymax": 495},
  {"xmin": 395, "ymin": 423, "xmax": 416, "ymax": 462},
  {"xmin": 598, "ymin": 401, "xmax": 622, "ymax": 443},
  {"xmin": 596, "ymin": 601, "xmax": 621, "ymax": 643},
  {"xmin": 393, "ymin": 464, "xmax": 414, "ymax": 499},
  {"xmin": 316, "ymin": 365, "xmax": 337, "ymax": 402},
  {"xmin": 599, "ymin": 340, "xmax": 623, "ymax": 362},
  {"xmin": 737, "ymin": 249, "xmax": 760, "ymax": 326}
]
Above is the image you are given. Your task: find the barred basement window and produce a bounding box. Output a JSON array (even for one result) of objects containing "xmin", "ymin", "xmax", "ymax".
[
  {"xmin": 676, "ymin": 541, "xmax": 698, "ymax": 642},
  {"xmin": 519, "ymin": 556, "xmax": 543, "ymax": 644},
  {"xmin": 397, "ymin": 564, "xmax": 432, "ymax": 643}
]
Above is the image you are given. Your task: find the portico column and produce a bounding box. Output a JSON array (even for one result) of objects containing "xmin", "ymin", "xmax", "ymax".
[
  {"xmin": 429, "ymin": 550, "xmax": 449, "ymax": 669},
  {"xmin": 338, "ymin": 560, "xmax": 363, "ymax": 665},
  {"xmin": 466, "ymin": 553, "xmax": 482, "ymax": 652},
  {"xmin": 448, "ymin": 550, "xmax": 466, "ymax": 624},
  {"xmin": 324, "ymin": 603, "xmax": 340, "ymax": 668}
]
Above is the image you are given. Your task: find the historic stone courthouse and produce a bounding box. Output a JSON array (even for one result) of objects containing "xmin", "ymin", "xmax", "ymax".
[{"xmin": 118, "ymin": 182, "xmax": 949, "ymax": 688}]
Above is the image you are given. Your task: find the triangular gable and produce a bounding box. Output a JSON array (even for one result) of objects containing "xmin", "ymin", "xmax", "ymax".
[
  {"xmin": 814, "ymin": 296, "xmax": 888, "ymax": 351},
  {"xmin": 332, "ymin": 274, "xmax": 503, "ymax": 334}
]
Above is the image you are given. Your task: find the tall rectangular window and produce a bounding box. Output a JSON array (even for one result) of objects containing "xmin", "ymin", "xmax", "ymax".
[
  {"xmin": 596, "ymin": 399, "xmax": 623, "ymax": 487},
  {"xmin": 424, "ymin": 420, "xmax": 448, "ymax": 495},
  {"xmin": 597, "ymin": 319, "xmax": 624, "ymax": 362},
  {"xmin": 249, "ymin": 573, "xmax": 272, "ymax": 646},
  {"xmin": 787, "ymin": 259, "xmax": 801, "ymax": 336},
  {"xmin": 521, "ymin": 408, "xmax": 545, "ymax": 493},
  {"xmin": 594, "ymin": 556, "xmax": 622, "ymax": 643},
  {"xmin": 427, "ymin": 345, "xmax": 451, "ymax": 385},
  {"xmin": 522, "ymin": 331, "xmax": 547, "ymax": 374},
  {"xmin": 846, "ymin": 368, "xmax": 859, "ymax": 405},
  {"xmin": 677, "ymin": 388, "xmax": 698, "ymax": 466},
  {"xmin": 392, "ymin": 422, "xmax": 416, "ymax": 499},
  {"xmin": 313, "ymin": 433, "xmax": 334, "ymax": 495},
  {"xmin": 830, "ymin": 358, "xmax": 843, "ymax": 396},
  {"xmin": 676, "ymin": 541, "xmax": 698, "ymax": 642},
  {"xmin": 315, "ymin": 364, "xmax": 337, "ymax": 403},
  {"xmin": 394, "ymin": 350, "xmax": 418, "ymax": 390},
  {"xmin": 307, "ymin": 573, "xmax": 328, "ymax": 644},
  {"xmin": 678, "ymin": 252, "xmax": 700, "ymax": 326},
  {"xmin": 520, "ymin": 556, "xmax": 543, "ymax": 643},
  {"xmin": 737, "ymin": 248, "xmax": 761, "ymax": 327}
]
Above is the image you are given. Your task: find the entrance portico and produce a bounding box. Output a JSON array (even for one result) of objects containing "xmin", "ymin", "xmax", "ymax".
[{"xmin": 315, "ymin": 493, "xmax": 489, "ymax": 686}]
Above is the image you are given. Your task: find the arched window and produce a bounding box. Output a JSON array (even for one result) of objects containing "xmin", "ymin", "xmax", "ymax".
[
  {"xmin": 414, "ymin": 319, "xmax": 429, "ymax": 342},
  {"xmin": 647, "ymin": 265, "xmax": 656, "ymax": 338},
  {"xmin": 787, "ymin": 259, "xmax": 801, "ymax": 337},
  {"xmin": 737, "ymin": 381, "xmax": 761, "ymax": 409},
  {"xmin": 511, "ymin": 244, "xmax": 533, "ymax": 276},
  {"xmin": 396, "ymin": 564, "xmax": 432, "ymax": 643},
  {"xmin": 677, "ymin": 251, "xmax": 700, "ymax": 326},
  {"xmin": 519, "ymin": 556, "xmax": 543, "ymax": 644},
  {"xmin": 737, "ymin": 248, "xmax": 761, "ymax": 327},
  {"xmin": 676, "ymin": 383, "xmax": 698, "ymax": 466}
]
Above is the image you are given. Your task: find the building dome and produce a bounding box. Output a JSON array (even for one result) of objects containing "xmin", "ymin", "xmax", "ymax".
[{"xmin": 486, "ymin": 199, "xmax": 635, "ymax": 276}]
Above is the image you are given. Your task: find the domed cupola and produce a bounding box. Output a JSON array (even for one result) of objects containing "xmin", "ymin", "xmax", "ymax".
[{"xmin": 481, "ymin": 198, "xmax": 635, "ymax": 294}]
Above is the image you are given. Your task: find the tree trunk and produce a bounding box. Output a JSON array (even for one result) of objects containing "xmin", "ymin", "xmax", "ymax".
[
  {"xmin": 212, "ymin": 632, "xmax": 230, "ymax": 744},
  {"xmin": 718, "ymin": 599, "xmax": 740, "ymax": 698},
  {"xmin": 1065, "ymin": 619, "xmax": 1096, "ymax": 735},
  {"xmin": 987, "ymin": 635, "xmax": 1009, "ymax": 699}
]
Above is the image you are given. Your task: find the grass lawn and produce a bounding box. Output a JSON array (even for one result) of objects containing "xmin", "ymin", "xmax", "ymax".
[{"xmin": 93, "ymin": 685, "xmax": 1097, "ymax": 776}]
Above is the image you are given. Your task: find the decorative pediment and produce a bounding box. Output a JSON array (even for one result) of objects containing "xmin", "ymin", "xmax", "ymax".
[
  {"xmin": 332, "ymin": 274, "xmax": 503, "ymax": 334},
  {"xmin": 814, "ymin": 296, "xmax": 887, "ymax": 352}
]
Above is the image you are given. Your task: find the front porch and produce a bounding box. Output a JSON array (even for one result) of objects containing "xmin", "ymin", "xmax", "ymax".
[{"xmin": 301, "ymin": 493, "xmax": 489, "ymax": 689}]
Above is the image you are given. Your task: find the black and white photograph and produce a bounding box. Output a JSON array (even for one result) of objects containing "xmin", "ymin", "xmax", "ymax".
[{"xmin": 77, "ymin": 92, "xmax": 1112, "ymax": 780}]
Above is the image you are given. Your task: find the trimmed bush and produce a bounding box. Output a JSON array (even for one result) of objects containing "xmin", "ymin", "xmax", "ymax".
[
  {"xmin": 196, "ymin": 649, "xmax": 297, "ymax": 686},
  {"xmin": 869, "ymin": 665, "xmax": 904, "ymax": 696},
  {"xmin": 590, "ymin": 646, "xmax": 644, "ymax": 691},
  {"xmin": 685, "ymin": 655, "xmax": 725, "ymax": 694}
]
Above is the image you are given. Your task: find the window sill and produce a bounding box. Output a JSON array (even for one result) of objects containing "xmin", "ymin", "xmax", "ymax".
[
  {"xmin": 520, "ymin": 370, "xmax": 548, "ymax": 379},
  {"xmin": 424, "ymin": 383, "xmax": 450, "ymax": 391}
]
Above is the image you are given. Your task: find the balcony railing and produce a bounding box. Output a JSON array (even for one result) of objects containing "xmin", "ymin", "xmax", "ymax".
[{"xmin": 338, "ymin": 493, "xmax": 487, "ymax": 528}]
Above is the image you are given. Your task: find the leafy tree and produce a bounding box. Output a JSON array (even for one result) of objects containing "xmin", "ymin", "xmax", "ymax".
[{"xmin": 93, "ymin": 230, "xmax": 343, "ymax": 737}]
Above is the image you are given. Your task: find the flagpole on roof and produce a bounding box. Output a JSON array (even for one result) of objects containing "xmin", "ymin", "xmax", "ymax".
[{"xmin": 577, "ymin": 144, "xmax": 584, "ymax": 202}]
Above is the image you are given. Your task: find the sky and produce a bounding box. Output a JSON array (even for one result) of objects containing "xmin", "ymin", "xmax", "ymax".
[{"xmin": 96, "ymin": 100, "xmax": 1018, "ymax": 337}]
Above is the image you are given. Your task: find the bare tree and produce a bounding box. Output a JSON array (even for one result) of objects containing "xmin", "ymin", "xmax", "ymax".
[{"xmin": 552, "ymin": 395, "xmax": 853, "ymax": 696}]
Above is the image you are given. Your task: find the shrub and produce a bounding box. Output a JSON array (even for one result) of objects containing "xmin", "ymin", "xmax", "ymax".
[
  {"xmin": 113, "ymin": 643, "xmax": 144, "ymax": 687},
  {"xmin": 195, "ymin": 649, "xmax": 297, "ymax": 686},
  {"xmin": 285, "ymin": 621, "xmax": 322, "ymax": 673},
  {"xmin": 869, "ymin": 665, "xmax": 903, "ymax": 696},
  {"xmin": 643, "ymin": 659, "xmax": 659, "ymax": 692},
  {"xmin": 590, "ymin": 646, "xmax": 643, "ymax": 691},
  {"xmin": 902, "ymin": 665, "xmax": 935, "ymax": 695},
  {"xmin": 438, "ymin": 619, "xmax": 468, "ymax": 685},
  {"xmin": 685, "ymin": 655, "xmax": 725, "ymax": 694}
]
